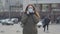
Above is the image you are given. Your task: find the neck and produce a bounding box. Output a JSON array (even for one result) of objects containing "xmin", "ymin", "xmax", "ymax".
[
  {"xmin": 26, "ymin": 13, "xmax": 34, "ymax": 16},
  {"xmin": 29, "ymin": 13, "xmax": 34, "ymax": 15}
]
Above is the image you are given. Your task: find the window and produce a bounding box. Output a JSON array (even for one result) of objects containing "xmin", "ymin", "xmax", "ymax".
[
  {"xmin": 42, "ymin": 4, "xmax": 49, "ymax": 12},
  {"xmin": 52, "ymin": 4, "xmax": 58, "ymax": 8},
  {"xmin": 52, "ymin": 4, "xmax": 60, "ymax": 11},
  {"xmin": 10, "ymin": 5, "xmax": 23, "ymax": 12}
]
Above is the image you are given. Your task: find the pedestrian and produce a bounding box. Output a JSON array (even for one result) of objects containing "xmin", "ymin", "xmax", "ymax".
[
  {"xmin": 42, "ymin": 16, "xmax": 50, "ymax": 32},
  {"xmin": 21, "ymin": 4, "xmax": 40, "ymax": 34},
  {"xmin": 56, "ymin": 17, "xmax": 60, "ymax": 24}
]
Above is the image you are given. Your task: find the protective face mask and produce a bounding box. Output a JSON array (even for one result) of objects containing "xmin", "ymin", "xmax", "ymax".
[{"xmin": 28, "ymin": 8, "xmax": 34, "ymax": 13}]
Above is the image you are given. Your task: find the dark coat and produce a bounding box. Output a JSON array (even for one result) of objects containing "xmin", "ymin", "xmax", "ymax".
[
  {"xmin": 42, "ymin": 17, "xmax": 50, "ymax": 26},
  {"xmin": 21, "ymin": 14, "xmax": 39, "ymax": 34}
]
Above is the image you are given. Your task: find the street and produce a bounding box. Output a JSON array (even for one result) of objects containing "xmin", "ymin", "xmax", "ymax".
[
  {"xmin": 38, "ymin": 24, "xmax": 60, "ymax": 34},
  {"xmin": 0, "ymin": 23, "xmax": 60, "ymax": 34}
]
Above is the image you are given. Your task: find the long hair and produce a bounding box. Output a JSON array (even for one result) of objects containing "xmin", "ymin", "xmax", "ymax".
[{"xmin": 25, "ymin": 4, "xmax": 40, "ymax": 18}]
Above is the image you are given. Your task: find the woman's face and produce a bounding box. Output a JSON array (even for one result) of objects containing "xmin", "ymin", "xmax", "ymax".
[{"xmin": 27, "ymin": 6, "xmax": 34, "ymax": 13}]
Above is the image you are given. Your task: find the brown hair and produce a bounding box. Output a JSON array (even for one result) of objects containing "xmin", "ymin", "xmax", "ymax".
[{"xmin": 25, "ymin": 4, "xmax": 40, "ymax": 18}]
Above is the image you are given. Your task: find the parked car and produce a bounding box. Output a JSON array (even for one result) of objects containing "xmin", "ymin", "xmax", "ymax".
[
  {"xmin": 0, "ymin": 19, "xmax": 14, "ymax": 25},
  {"xmin": 0, "ymin": 19, "xmax": 6, "ymax": 24},
  {"xmin": 4, "ymin": 21, "xmax": 14, "ymax": 25},
  {"xmin": 0, "ymin": 18, "xmax": 18, "ymax": 25},
  {"xmin": 11, "ymin": 18, "xmax": 18, "ymax": 24}
]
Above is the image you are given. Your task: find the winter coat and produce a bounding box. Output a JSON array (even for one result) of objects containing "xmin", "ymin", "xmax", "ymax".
[
  {"xmin": 21, "ymin": 13, "xmax": 40, "ymax": 34},
  {"xmin": 42, "ymin": 17, "xmax": 50, "ymax": 26}
]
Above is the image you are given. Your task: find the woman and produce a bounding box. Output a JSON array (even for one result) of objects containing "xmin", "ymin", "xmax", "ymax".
[{"xmin": 21, "ymin": 4, "xmax": 40, "ymax": 34}]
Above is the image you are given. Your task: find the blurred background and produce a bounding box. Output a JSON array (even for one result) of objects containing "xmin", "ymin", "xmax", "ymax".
[
  {"xmin": 0, "ymin": 0, "xmax": 60, "ymax": 24},
  {"xmin": 0, "ymin": 0, "xmax": 60, "ymax": 34}
]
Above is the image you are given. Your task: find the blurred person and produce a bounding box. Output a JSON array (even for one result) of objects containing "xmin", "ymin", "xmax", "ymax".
[
  {"xmin": 42, "ymin": 16, "xmax": 50, "ymax": 32},
  {"xmin": 21, "ymin": 4, "xmax": 40, "ymax": 34},
  {"xmin": 56, "ymin": 17, "xmax": 60, "ymax": 24}
]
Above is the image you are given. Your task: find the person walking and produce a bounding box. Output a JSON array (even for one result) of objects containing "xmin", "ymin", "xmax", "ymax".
[
  {"xmin": 21, "ymin": 4, "xmax": 40, "ymax": 34},
  {"xmin": 42, "ymin": 16, "xmax": 50, "ymax": 32}
]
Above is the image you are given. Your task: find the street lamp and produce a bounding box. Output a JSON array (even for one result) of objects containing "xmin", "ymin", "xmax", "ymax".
[{"xmin": 7, "ymin": 0, "xmax": 11, "ymax": 20}]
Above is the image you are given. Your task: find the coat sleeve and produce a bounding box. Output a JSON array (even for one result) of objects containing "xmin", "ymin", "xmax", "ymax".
[{"xmin": 21, "ymin": 14, "xmax": 28, "ymax": 25}]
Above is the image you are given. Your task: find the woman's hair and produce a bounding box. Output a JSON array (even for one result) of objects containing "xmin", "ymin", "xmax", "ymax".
[{"xmin": 25, "ymin": 4, "xmax": 40, "ymax": 18}]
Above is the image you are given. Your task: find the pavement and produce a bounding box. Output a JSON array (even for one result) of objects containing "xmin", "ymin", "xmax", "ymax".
[
  {"xmin": 38, "ymin": 24, "xmax": 60, "ymax": 34},
  {"xmin": 0, "ymin": 23, "xmax": 60, "ymax": 34}
]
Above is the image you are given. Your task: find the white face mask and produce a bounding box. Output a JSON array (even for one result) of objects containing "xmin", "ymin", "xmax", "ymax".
[{"xmin": 28, "ymin": 8, "xmax": 34, "ymax": 13}]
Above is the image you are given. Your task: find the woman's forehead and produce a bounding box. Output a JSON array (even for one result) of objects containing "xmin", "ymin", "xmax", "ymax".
[{"xmin": 28, "ymin": 6, "xmax": 33, "ymax": 8}]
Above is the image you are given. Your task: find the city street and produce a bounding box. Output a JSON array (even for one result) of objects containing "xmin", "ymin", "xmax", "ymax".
[
  {"xmin": 0, "ymin": 23, "xmax": 60, "ymax": 34},
  {"xmin": 0, "ymin": 0, "xmax": 60, "ymax": 34}
]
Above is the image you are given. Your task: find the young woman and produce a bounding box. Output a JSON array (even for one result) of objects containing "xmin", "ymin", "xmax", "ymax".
[{"xmin": 21, "ymin": 4, "xmax": 40, "ymax": 34}]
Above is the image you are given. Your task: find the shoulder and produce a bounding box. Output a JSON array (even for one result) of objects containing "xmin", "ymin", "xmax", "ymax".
[
  {"xmin": 33, "ymin": 14, "xmax": 40, "ymax": 20},
  {"xmin": 22, "ymin": 13, "xmax": 28, "ymax": 19}
]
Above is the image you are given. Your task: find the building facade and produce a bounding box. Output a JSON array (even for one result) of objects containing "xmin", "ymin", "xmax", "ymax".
[
  {"xmin": 23, "ymin": 0, "xmax": 60, "ymax": 23},
  {"xmin": 0, "ymin": 0, "xmax": 60, "ymax": 23},
  {"xmin": 0, "ymin": 0, "xmax": 23, "ymax": 19}
]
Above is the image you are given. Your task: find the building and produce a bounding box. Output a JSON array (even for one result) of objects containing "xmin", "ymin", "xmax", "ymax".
[
  {"xmin": 23, "ymin": 0, "xmax": 60, "ymax": 23},
  {"xmin": 0, "ymin": 0, "xmax": 23, "ymax": 19},
  {"xmin": 0, "ymin": 0, "xmax": 60, "ymax": 23}
]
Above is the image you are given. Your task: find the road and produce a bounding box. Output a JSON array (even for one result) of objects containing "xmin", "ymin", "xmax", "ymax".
[{"xmin": 0, "ymin": 23, "xmax": 60, "ymax": 34}]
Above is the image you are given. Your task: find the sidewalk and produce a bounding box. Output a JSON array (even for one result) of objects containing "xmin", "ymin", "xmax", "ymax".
[
  {"xmin": 38, "ymin": 24, "xmax": 60, "ymax": 34},
  {"xmin": 0, "ymin": 23, "xmax": 60, "ymax": 34}
]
